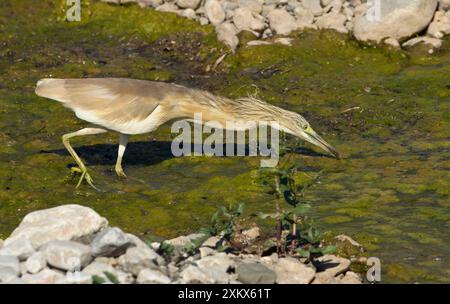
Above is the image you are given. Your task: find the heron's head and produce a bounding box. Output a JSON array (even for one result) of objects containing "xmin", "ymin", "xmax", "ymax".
[{"xmin": 280, "ymin": 113, "xmax": 340, "ymax": 159}]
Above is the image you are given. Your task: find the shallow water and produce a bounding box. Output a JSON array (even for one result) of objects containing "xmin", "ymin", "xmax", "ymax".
[{"xmin": 0, "ymin": 0, "xmax": 449, "ymax": 283}]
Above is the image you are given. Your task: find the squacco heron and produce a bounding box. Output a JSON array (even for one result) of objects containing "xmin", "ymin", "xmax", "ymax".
[{"xmin": 35, "ymin": 78, "xmax": 339, "ymax": 188}]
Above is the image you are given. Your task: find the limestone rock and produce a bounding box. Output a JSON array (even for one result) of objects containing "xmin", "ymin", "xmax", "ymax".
[
  {"xmin": 267, "ymin": 9, "xmax": 298, "ymax": 35},
  {"xmin": 180, "ymin": 265, "xmax": 215, "ymax": 283},
  {"xmin": 439, "ymin": 0, "xmax": 450, "ymax": 10},
  {"xmin": 315, "ymin": 254, "xmax": 351, "ymax": 277},
  {"xmin": 91, "ymin": 227, "xmax": 135, "ymax": 257},
  {"xmin": 0, "ymin": 237, "xmax": 35, "ymax": 261},
  {"xmin": 82, "ymin": 261, "xmax": 134, "ymax": 283},
  {"xmin": 41, "ymin": 240, "xmax": 92, "ymax": 271},
  {"xmin": 271, "ymin": 257, "xmax": 316, "ymax": 284},
  {"xmin": 22, "ymin": 268, "xmax": 65, "ymax": 284},
  {"xmin": 0, "ymin": 255, "xmax": 20, "ymax": 275},
  {"xmin": 427, "ymin": 11, "xmax": 450, "ymax": 39},
  {"xmin": 353, "ymin": 0, "xmax": 438, "ymax": 43},
  {"xmin": 195, "ymin": 252, "xmax": 234, "ymax": 283},
  {"xmin": 156, "ymin": 3, "xmax": 179, "ymax": 13},
  {"xmin": 0, "ymin": 266, "xmax": 19, "ymax": 283},
  {"xmin": 233, "ymin": 8, "xmax": 266, "ymax": 31},
  {"xmin": 205, "ymin": 0, "xmax": 226, "ymax": 24},
  {"xmin": 4, "ymin": 205, "xmax": 108, "ymax": 248},
  {"xmin": 301, "ymin": 0, "xmax": 323, "ymax": 16},
  {"xmin": 315, "ymin": 12, "xmax": 348, "ymax": 33},
  {"xmin": 176, "ymin": 0, "xmax": 201, "ymax": 10},
  {"xmin": 402, "ymin": 36, "xmax": 443, "ymax": 49},
  {"xmin": 117, "ymin": 246, "xmax": 162, "ymax": 276},
  {"xmin": 238, "ymin": 0, "xmax": 263, "ymax": 14},
  {"xmin": 216, "ymin": 22, "xmax": 240, "ymax": 52},
  {"xmin": 137, "ymin": 268, "xmax": 171, "ymax": 284},
  {"xmin": 25, "ymin": 251, "xmax": 47, "ymax": 274},
  {"xmin": 337, "ymin": 271, "xmax": 362, "ymax": 284},
  {"xmin": 236, "ymin": 262, "xmax": 276, "ymax": 283}
]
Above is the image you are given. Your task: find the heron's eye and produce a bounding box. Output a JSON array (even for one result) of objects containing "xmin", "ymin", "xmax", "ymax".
[{"xmin": 303, "ymin": 125, "xmax": 308, "ymax": 130}]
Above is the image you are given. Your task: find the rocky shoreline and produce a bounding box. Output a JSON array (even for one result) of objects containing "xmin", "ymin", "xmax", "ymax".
[
  {"xmin": 102, "ymin": 0, "xmax": 450, "ymax": 52},
  {"xmin": 0, "ymin": 205, "xmax": 364, "ymax": 284}
]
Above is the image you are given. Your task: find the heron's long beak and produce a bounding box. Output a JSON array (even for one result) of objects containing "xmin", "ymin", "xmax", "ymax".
[{"xmin": 301, "ymin": 126, "xmax": 340, "ymax": 159}]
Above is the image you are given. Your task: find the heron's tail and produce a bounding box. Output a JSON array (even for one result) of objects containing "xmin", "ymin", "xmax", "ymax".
[{"xmin": 35, "ymin": 78, "xmax": 68, "ymax": 102}]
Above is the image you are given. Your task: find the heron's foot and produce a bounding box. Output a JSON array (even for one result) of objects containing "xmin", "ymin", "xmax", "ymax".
[
  {"xmin": 70, "ymin": 167, "xmax": 99, "ymax": 190},
  {"xmin": 115, "ymin": 165, "xmax": 127, "ymax": 178}
]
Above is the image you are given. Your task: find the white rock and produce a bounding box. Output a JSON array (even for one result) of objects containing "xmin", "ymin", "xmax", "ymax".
[
  {"xmin": 262, "ymin": 4, "xmax": 276, "ymax": 17},
  {"xmin": 91, "ymin": 227, "xmax": 135, "ymax": 257},
  {"xmin": 41, "ymin": 240, "xmax": 92, "ymax": 271},
  {"xmin": 233, "ymin": 7, "xmax": 266, "ymax": 31},
  {"xmin": 247, "ymin": 40, "xmax": 273, "ymax": 46},
  {"xmin": 353, "ymin": 0, "xmax": 439, "ymax": 43},
  {"xmin": 57, "ymin": 271, "xmax": 93, "ymax": 284},
  {"xmin": 82, "ymin": 261, "xmax": 133, "ymax": 283},
  {"xmin": 22, "ymin": 268, "xmax": 65, "ymax": 284},
  {"xmin": 271, "ymin": 257, "xmax": 315, "ymax": 284},
  {"xmin": 137, "ymin": 268, "xmax": 171, "ymax": 284},
  {"xmin": 294, "ymin": 6, "xmax": 315, "ymax": 24},
  {"xmin": 137, "ymin": 0, "xmax": 163, "ymax": 8},
  {"xmin": 180, "ymin": 265, "xmax": 215, "ymax": 283},
  {"xmin": 199, "ymin": 17, "xmax": 209, "ymax": 25},
  {"xmin": 0, "ymin": 266, "xmax": 18, "ymax": 283},
  {"xmin": 301, "ymin": 0, "xmax": 323, "ymax": 16},
  {"xmin": 199, "ymin": 246, "xmax": 216, "ymax": 258},
  {"xmin": 176, "ymin": 0, "xmax": 201, "ymax": 9},
  {"xmin": 275, "ymin": 37, "xmax": 293, "ymax": 45},
  {"xmin": 168, "ymin": 233, "xmax": 205, "ymax": 247},
  {"xmin": 205, "ymin": 0, "xmax": 226, "ymax": 24},
  {"xmin": 337, "ymin": 271, "xmax": 362, "ymax": 284},
  {"xmin": 195, "ymin": 252, "xmax": 234, "ymax": 283},
  {"xmin": 267, "ymin": 9, "xmax": 298, "ymax": 35},
  {"xmin": 216, "ymin": 22, "xmax": 240, "ymax": 52},
  {"xmin": 427, "ymin": 11, "xmax": 450, "ymax": 38},
  {"xmin": 315, "ymin": 254, "xmax": 351, "ymax": 277},
  {"xmin": 202, "ymin": 236, "xmax": 221, "ymax": 248},
  {"xmin": 439, "ymin": 0, "xmax": 450, "ymax": 10},
  {"xmin": 0, "ymin": 239, "xmax": 3, "ymax": 249},
  {"xmin": 384, "ymin": 37, "xmax": 400, "ymax": 48},
  {"xmin": 25, "ymin": 252, "xmax": 47, "ymax": 274},
  {"xmin": 155, "ymin": 3, "xmax": 179, "ymax": 13},
  {"xmin": 315, "ymin": 12, "xmax": 348, "ymax": 33},
  {"xmin": 181, "ymin": 8, "xmax": 198, "ymax": 19},
  {"xmin": 117, "ymin": 246, "xmax": 162, "ymax": 276},
  {"xmin": 402, "ymin": 37, "xmax": 443, "ymax": 49},
  {"xmin": 239, "ymin": 0, "xmax": 263, "ymax": 14},
  {"xmin": 0, "ymin": 237, "xmax": 35, "ymax": 261},
  {"xmin": 0, "ymin": 255, "xmax": 20, "ymax": 275},
  {"xmin": 4, "ymin": 205, "xmax": 108, "ymax": 248}
]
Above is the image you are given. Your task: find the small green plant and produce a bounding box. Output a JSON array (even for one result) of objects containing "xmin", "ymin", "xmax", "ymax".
[
  {"xmin": 92, "ymin": 275, "xmax": 106, "ymax": 284},
  {"xmin": 296, "ymin": 226, "xmax": 336, "ymax": 261},
  {"xmin": 158, "ymin": 240, "xmax": 175, "ymax": 261},
  {"xmin": 103, "ymin": 271, "xmax": 120, "ymax": 284},
  {"xmin": 258, "ymin": 132, "xmax": 335, "ymax": 259},
  {"xmin": 183, "ymin": 203, "xmax": 245, "ymax": 253}
]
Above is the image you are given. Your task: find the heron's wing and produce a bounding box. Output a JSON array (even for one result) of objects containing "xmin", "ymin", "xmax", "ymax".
[{"xmin": 35, "ymin": 78, "xmax": 187, "ymax": 124}]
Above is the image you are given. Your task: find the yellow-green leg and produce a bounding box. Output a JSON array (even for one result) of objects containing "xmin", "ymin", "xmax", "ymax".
[
  {"xmin": 115, "ymin": 133, "xmax": 129, "ymax": 178},
  {"xmin": 62, "ymin": 127, "xmax": 107, "ymax": 189}
]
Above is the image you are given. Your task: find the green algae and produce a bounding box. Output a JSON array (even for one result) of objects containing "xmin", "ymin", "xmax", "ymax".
[{"xmin": 0, "ymin": 0, "xmax": 449, "ymax": 283}]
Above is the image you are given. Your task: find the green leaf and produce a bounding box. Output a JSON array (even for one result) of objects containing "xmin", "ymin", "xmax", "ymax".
[
  {"xmin": 92, "ymin": 275, "xmax": 106, "ymax": 284},
  {"xmin": 296, "ymin": 248, "xmax": 311, "ymax": 258},
  {"xmin": 320, "ymin": 245, "xmax": 336, "ymax": 255},
  {"xmin": 293, "ymin": 204, "xmax": 311, "ymax": 215},
  {"xmin": 103, "ymin": 271, "xmax": 120, "ymax": 284}
]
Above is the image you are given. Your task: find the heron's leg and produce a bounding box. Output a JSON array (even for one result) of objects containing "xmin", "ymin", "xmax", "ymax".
[
  {"xmin": 115, "ymin": 133, "xmax": 129, "ymax": 178},
  {"xmin": 62, "ymin": 127, "xmax": 107, "ymax": 189}
]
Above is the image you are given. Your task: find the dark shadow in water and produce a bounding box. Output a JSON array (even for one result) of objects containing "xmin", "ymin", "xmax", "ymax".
[{"xmin": 40, "ymin": 141, "xmax": 332, "ymax": 166}]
